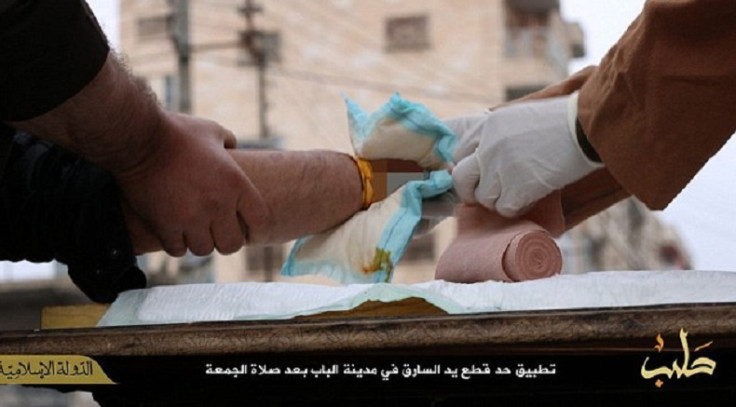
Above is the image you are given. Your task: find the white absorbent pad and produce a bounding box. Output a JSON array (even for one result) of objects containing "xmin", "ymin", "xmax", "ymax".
[
  {"xmin": 98, "ymin": 270, "xmax": 736, "ymax": 327},
  {"xmin": 280, "ymin": 94, "xmax": 456, "ymax": 284}
]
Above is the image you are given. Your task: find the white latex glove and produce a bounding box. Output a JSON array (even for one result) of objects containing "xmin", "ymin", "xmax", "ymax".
[
  {"xmin": 444, "ymin": 112, "xmax": 490, "ymax": 163},
  {"xmin": 448, "ymin": 93, "xmax": 603, "ymax": 217}
]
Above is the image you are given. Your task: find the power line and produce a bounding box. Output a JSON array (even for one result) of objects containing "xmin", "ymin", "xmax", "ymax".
[
  {"xmin": 127, "ymin": 51, "xmax": 176, "ymax": 65},
  {"xmin": 200, "ymin": 0, "xmax": 239, "ymax": 9},
  {"xmin": 193, "ymin": 52, "xmax": 491, "ymax": 104},
  {"xmin": 275, "ymin": 75, "xmax": 350, "ymax": 151},
  {"xmin": 128, "ymin": 1, "xmax": 496, "ymax": 105},
  {"xmin": 130, "ymin": 1, "xmax": 494, "ymax": 104},
  {"xmin": 270, "ymin": 66, "xmax": 491, "ymax": 104},
  {"xmin": 283, "ymin": 0, "xmax": 493, "ymax": 98},
  {"xmin": 255, "ymin": 2, "xmax": 491, "ymax": 103},
  {"xmin": 192, "ymin": 52, "xmax": 492, "ymax": 104}
]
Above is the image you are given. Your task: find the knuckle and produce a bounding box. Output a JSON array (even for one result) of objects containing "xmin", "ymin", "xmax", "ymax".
[
  {"xmin": 189, "ymin": 241, "xmax": 214, "ymax": 256},
  {"xmin": 159, "ymin": 231, "xmax": 186, "ymax": 257},
  {"xmin": 217, "ymin": 238, "xmax": 243, "ymax": 255},
  {"xmin": 163, "ymin": 244, "xmax": 186, "ymax": 257},
  {"xmin": 202, "ymin": 194, "xmax": 226, "ymax": 214},
  {"xmin": 223, "ymin": 169, "xmax": 247, "ymax": 188}
]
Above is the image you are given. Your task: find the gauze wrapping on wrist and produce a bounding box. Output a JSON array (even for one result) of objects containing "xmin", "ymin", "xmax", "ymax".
[{"xmin": 281, "ymin": 94, "xmax": 455, "ymax": 284}]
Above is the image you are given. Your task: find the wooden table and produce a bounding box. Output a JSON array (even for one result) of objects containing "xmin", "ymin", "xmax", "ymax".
[{"xmin": 2, "ymin": 302, "xmax": 736, "ymax": 405}]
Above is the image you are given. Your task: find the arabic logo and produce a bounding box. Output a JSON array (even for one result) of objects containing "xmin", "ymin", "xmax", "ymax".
[{"xmin": 640, "ymin": 328, "xmax": 716, "ymax": 388}]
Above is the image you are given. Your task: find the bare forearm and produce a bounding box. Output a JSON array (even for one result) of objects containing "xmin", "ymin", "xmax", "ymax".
[
  {"xmin": 8, "ymin": 53, "xmax": 162, "ymax": 176},
  {"xmin": 7, "ymin": 52, "xmax": 266, "ymax": 257},
  {"xmin": 126, "ymin": 149, "xmax": 363, "ymax": 252},
  {"xmin": 233, "ymin": 149, "xmax": 363, "ymax": 244}
]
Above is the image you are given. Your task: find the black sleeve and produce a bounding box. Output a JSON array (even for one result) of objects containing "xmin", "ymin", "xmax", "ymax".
[
  {"xmin": 0, "ymin": 0, "xmax": 110, "ymax": 121},
  {"xmin": 0, "ymin": 125, "xmax": 12, "ymax": 177},
  {"xmin": 0, "ymin": 131, "xmax": 146, "ymax": 303}
]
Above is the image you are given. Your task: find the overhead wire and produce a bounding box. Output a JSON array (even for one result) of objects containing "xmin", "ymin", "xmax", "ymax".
[
  {"xmin": 275, "ymin": 73, "xmax": 351, "ymax": 151},
  {"xmin": 191, "ymin": 3, "xmax": 352, "ymax": 148},
  {"xmin": 284, "ymin": 0, "xmax": 493, "ymax": 98},
  {"xmin": 264, "ymin": 1, "xmax": 441, "ymax": 94},
  {"xmin": 269, "ymin": 66, "xmax": 492, "ymax": 103},
  {"xmin": 153, "ymin": 0, "xmax": 495, "ymax": 104},
  {"xmin": 125, "ymin": 1, "xmax": 736, "ymax": 271},
  {"xmin": 260, "ymin": 1, "xmax": 491, "ymax": 103},
  {"xmin": 200, "ymin": 0, "xmax": 239, "ymax": 9}
]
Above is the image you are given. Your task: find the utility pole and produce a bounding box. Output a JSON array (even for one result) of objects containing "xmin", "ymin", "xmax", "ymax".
[
  {"xmin": 240, "ymin": 0, "xmax": 269, "ymax": 141},
  {"xmin": 240, "ymin": 0, "xmax": 275, "ymax": 281},
  {"xmin": 169, "ymin": 0, "xmax": 192, "ymax": 280},
  {"xmin": 171, "ymin": 0, "xmax": 192, "ymax": 114}
]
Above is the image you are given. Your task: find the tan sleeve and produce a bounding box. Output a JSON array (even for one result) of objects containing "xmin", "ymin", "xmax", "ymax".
[{"xmin": 578, "ymin": 0, "xmax": 736, "ymax": 210}]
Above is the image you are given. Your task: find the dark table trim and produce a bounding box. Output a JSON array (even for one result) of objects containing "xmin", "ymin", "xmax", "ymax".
[{"xmin": 2, "ymin": 303, "xmax": 735, "ymax": 356}]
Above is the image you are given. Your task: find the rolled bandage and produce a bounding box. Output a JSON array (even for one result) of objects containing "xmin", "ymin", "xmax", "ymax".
[
  {"xmin": 502, "ymin": 226, "xmax": 562, "ymax": 281},
  {"xmin": 435, "ymin": 204, "xmax": 562, "ymax": 283},
  {"xmin": 351, "ymin": 156, "xmax": 374, "ymax": 209}
]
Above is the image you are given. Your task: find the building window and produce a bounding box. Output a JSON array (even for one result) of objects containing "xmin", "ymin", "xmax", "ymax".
[
  {"xmin": 505, "ymin": 0, "xmax": 559, "ymax": 13},
  {"xmin": 137, "ymin": 14, "xmax": 172, "ymax": 41},
  {"xmin": 401, "ymin": 233, "xmax": 435, "ymax": 263},
  {"xmin": 566, "ymin": 22, "xmax": 585, "ymax": 58},
  {"xmin": 504, "ymin": 1, "xmax": 550, "ymax": 58},
  {"xmin": 385, "ymin": 15, "xmax": 430, "ymax": 52}
]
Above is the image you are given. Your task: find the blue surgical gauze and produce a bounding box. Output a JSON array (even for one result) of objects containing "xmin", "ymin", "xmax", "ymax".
[{"xmin": 281, "ymin": 94, "xmax": 456, "ymax": 284}]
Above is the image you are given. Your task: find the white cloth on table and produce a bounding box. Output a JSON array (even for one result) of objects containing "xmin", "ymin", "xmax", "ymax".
[{"xmin": 98, "ymin": 270, "xmax": 736, "ymax": 327}]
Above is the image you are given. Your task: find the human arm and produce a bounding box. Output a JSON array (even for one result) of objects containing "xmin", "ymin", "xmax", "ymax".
[
  {"xmin": 126, "ymin": 149, "xmax": 365, "ymax": 254},
  {"xmin": 450, "ymin": 0, "xmax": 736, "ymax": 219},
  {"xmin": 451, "ymin": 68, "xmax": 630, "ymax": 230},
  {"xmin": 577, "ymin": 0, "xmax": 736, "ymax": 210},
  {"xmin": 449, "ymin": 93, "xmax": 603, "ymax": 218},
  {"xmin": 8, "ymin": 53, "xmax": 271, "ymax": 257},
  {"xmin": 0, "ymin": 131, "xmax": 364, "ymax": 300},
  {"xmin": 0, "ymin": 132, "xmax": 146, "ymax": 303},
  {"xmin": 2, "ymin": 1, "xmax": 270, "ymax": 257}
]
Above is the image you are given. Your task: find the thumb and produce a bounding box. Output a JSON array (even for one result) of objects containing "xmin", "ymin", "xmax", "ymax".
[
  {"xmin": 235, "ymin": 172, "xmax": 273, "ymax": 244},
  {"xmin": 444, "ymin": 114, "xmax": 487, "ymax": 161},
  {"xmin": 452, "ymin": 153, "xmax": 481, "ymax": 204}
]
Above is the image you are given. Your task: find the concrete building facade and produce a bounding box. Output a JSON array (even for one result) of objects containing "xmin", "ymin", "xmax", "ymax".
[
  {"xmin": 0, "ymin": 1, "xmax": 688, "ymax": 404},
  {"xmin": 114, "ymin": 0, "xmax": 688, "ymax": 285}
]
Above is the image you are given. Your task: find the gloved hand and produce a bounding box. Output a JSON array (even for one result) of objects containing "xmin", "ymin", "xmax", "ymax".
[
  {"xmin": 444, "ymin": 113, "xmax": 489, "ymax": 164},
  {"xmin": 447, "ymin": 93, "xmax": 603, "ymax": 217}
]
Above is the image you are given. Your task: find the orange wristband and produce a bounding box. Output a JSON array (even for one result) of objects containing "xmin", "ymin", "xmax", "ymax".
[{"xmin": 351, "ymin": 156, "xmax": 374, "ymax": 209}]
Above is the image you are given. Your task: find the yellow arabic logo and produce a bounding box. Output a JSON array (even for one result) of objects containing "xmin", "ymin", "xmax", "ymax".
[
  {"xmin": 641, "ymin": 328, "xmax": 716, "ymax": 388},
  {"xmin": 0, "ymin": 355, "xmax": 114, "ymax": 385}
]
